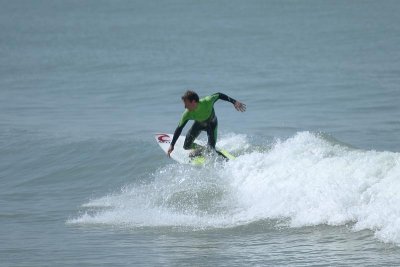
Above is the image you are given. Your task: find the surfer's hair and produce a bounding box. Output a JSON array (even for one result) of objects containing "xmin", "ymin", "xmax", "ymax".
[{"xmin": 181, "ymin": 90, "xmax": 199, "ymax": 102}]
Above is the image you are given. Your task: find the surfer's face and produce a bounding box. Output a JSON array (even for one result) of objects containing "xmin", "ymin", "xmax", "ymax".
[{"xmin": 183, "ymin": 99, "xmax": 197, "ymax": 111}]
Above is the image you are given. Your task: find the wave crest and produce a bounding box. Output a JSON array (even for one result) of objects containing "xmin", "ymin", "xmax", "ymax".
[{"xmin": 68, "ymin": 132, "xmax": 400, "ymax": 244}]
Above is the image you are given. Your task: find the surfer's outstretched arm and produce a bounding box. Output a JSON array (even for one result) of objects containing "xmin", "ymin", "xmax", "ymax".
[
  {"xmin": 168, "ymin": 120, "xmax": 188, "ymax": 157},
  {"xmin": 215, "ymin": 92, "xmax": 246, "ymax": 112}
]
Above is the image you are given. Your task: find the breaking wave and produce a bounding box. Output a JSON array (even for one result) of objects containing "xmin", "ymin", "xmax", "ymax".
[{"xmin": 68, "ymin": 132, "xmax": 400, "ymax": 244}]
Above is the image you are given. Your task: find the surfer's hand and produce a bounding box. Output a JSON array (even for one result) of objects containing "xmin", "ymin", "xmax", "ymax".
[
  {"xmin": 167, "ymin": 145, "xmax": 174, "ymax": 157},
  {"xmin": 234, "ymin": 101, "xmax": 246, "ymax": 112}
]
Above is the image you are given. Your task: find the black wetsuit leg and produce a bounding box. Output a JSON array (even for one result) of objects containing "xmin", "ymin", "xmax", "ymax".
[
  {"xmin": 206, "ymin": 115, "xmax": 218, "ymax": 149},
  {"xmin": 183, "ymin": 121, "xmax": 205, "ymax": 150}
]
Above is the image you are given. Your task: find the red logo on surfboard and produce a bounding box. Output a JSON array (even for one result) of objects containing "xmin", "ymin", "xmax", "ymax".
[{"xmin": 157, "ymin": 134, "xmax": 171, "ymax": 143}]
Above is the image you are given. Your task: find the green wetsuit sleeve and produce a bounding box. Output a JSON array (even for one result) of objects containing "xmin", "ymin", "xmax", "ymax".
[{"xmin": 178, "ymin": 110, "xmax": 190, "ymax": 127}]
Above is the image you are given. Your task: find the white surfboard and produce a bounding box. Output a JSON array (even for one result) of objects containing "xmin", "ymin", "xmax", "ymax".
[{"xmin": 155, "ymin": 133, "xmax": 235, "ymax": 165}]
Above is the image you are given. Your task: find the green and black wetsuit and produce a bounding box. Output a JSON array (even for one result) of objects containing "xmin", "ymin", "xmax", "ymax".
[{"xmin": 171, "ymin": 92, "xmax": 237, "ymax": 150}]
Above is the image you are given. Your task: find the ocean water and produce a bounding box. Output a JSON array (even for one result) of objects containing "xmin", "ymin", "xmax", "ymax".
[{"xmin": 1, "ymin": 0, "xmax": 400, "ymax": 266}]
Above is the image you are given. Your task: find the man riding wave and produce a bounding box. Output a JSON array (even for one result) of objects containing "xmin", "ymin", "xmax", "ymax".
[{"xmin": 168, "ymin": 90, "xmax": 246, "ymax": 158}]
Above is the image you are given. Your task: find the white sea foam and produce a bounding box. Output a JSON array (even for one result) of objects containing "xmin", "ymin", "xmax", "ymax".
[{"xmin": 69, "ymin": 132, "xmax": 400, "ymax": 244}]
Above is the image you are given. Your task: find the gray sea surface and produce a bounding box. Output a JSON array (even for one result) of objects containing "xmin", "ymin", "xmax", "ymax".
[{"xmin": 1, "ymin": 0, "xmax": 400, "ymax": 266}]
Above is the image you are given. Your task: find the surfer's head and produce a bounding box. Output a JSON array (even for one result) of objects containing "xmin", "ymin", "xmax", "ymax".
[{"xmin": 182, "ymin": 90, "xmax": 199, "ymax": 111}]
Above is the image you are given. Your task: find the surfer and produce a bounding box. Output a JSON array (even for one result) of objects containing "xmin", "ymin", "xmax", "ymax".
[{"xmin": 168, "ymin": 90, "xmax": 246, "ymax": 158}]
